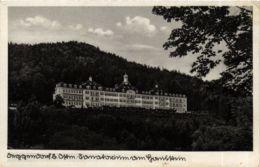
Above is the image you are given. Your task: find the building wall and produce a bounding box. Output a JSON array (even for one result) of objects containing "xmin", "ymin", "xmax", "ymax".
[{"xmin": 53, "ymin": 85, "xmax": 187, "ymax": 113}]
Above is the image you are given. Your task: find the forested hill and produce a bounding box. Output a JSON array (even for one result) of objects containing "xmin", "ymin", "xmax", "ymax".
[{"xmin": 9, "ymin": 41, "xmax": 234, "ymax": 113}]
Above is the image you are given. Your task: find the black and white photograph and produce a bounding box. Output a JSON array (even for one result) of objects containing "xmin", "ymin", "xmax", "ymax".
[
  {"xmin": 1, "ymin": 0, "xmax": 260, "ymax": 166},
  {"xmin": 6, "ymin": 5, "xmax": 255, "ymax": 152}
]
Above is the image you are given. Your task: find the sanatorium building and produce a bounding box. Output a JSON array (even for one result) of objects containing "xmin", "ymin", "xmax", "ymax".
[{"xmin": 53, "ymin": 74, "xmax": 187, "ymax": 113}]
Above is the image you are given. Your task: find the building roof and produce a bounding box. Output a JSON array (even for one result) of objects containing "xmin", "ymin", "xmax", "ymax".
[
  {"xmin": 116, "ymin": 82, "xmax": 136, "ymax": 92},
  {"xmin": 81, "ymin": 76, "xmax": 101, "ymax": 89},
  {"xmin": 149, "ymin": 83, "xmax": 166, "ymax": 95},
  {"xmin": 115, "ymin": 73, "xmax": 137, "ymax": 92},
  {"xmin": 56, "ymin": 74, "xmax": 186, "ymax": 97}
]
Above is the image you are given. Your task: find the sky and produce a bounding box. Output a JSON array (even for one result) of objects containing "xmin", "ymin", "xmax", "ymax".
[{"xmin": 8, "ymin": 7, "xmax": 227, "ymax": 80}]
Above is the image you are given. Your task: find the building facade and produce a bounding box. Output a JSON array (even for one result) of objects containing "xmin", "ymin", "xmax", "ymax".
[{"xmin": 53, "ymin": 74, "xmax": 187, "ymax": 113}]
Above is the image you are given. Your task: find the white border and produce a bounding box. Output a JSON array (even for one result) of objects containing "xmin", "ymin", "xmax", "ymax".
[{"xmin": 0, "ymin": 1, "xmax": 259, "ymax": 167}]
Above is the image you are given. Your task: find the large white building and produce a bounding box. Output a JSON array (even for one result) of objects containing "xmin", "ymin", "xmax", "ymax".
[{"xmin": 53, "ymin": 74, "xmax": 187, "ymax": 113}]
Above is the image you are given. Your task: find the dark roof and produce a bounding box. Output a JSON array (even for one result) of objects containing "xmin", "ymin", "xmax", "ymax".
[
  {"xmin": 149, "ymin": 84, "xmax": 169, "ymax": 96},
  {"xmin": 56, "ymin": 76, "xmax": 186, "ymax": 97},
  {"xmin": 82, "ymin": 81, "xmax": 101, "ymax": 89},
  {"xmin": 81, "ymin": 76, "xmax": 101, "ymax": 89},
  {"xmin": 116, "ymin": 82, "xmax": 136, "ymax": 92}
]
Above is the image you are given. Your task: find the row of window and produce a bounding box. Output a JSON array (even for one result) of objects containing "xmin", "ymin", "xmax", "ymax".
[
  {"xmin": 86, "ymin": 95, "xmax": 186, "ymax": 102},
  {"xmin": 170, "ymin": 103, "xmax": 185, "ymax": 107},
  {"xmin": 105, "ymin": 92, "xmax": 118, "ymax": 96},
  {"xmin": 142, "ymin": 96, "xmax": 153, "ymax": 100},
  {"xmin": 64, "ymin": 94, "xmax": 83, "ymax": 101},
  {"xmin": 105, "ymin": 98, "xmax": 118, "ymax": 102},
  {"xmin": 91, "ymin": 92, "xmax": 99, "ymax": 96},
  {"xmin": 170, "ymin": 98, "xmax": 185, "ymax": 103},
  {"xmin": 65, "ymin": 100, "xmax": 82, "ymax": 106},
  {"xmin": 142, "ymin": 101, "xmax": 153, "ymax": 105},
  {"xmin": 85, "ymin": 97, "xmax": 100, "ymax": 101},
  {"xmin": 83, "ymin": 101, "xmax": 186, "ymax": 110},
  {"xmin": 84, "ymin": 96, "xmax": 186, "ymax": 106},
  {"xmin": 83, "ymin": 90, "xmax": 186, "ymax": 100},
  {"xmin": 63, "ymin": 89, "xmax": 83, "ymax": 94},
  {"xmin": 85, "ymin": 103, "xmax": 101, "ymax": 107}
]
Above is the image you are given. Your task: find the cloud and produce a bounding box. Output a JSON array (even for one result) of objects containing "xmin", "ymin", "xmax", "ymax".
[
  {"xmin": 68, "ymin": 24, "xmax": 83, "ymax": 31},
  {"xmin": 160, "ymin": 26, "xmax": 172, "ymax": 34},
  {"xmin": 130, "ymin": 44, "xmax": 155, "ymax": 50},
  {"xmin": 116, "ymin": 22, "xmax": 122, "ymax": 27},
  {"xmin": 19, "ymin": 16, "xmax": 61, "ymax": 30},
  {"xmin": 123, "ymin": 44, "xmax": 160, "ymax": 52},
  {"xmin": 118, "ymin": 16, "xmax": 157, "ymax": 36},
  {"xmin": 17, "ymin": 16, "xmax": 85, "ymax": 32},
  {"xmin": 88, "ymin": 28, "xmax": 114, "ymax": 36},
  {"xmin": 160, "ymin": 26, "xmax": 168, "ymax": 31}
]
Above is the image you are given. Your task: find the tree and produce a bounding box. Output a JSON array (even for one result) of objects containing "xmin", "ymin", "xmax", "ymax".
[
  {"xmin": 152, "ymin": 6, "xmax": 252, "ymax": 95},
  {"xmin": 13, "ymin": 97, "xmax": 44, "ymax": 148},
  {"xmin": 54, "ymin": 95, "xmax": 64, "ymax": 107},
  {"xmin": 192, "ymin": 125, "xmax": 252, "ymax": 151}
]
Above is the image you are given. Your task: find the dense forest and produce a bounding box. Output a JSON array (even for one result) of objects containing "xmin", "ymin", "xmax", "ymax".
[{"xmin": 8, "ymin": 41, "xmax": 252, "ymax": 150}]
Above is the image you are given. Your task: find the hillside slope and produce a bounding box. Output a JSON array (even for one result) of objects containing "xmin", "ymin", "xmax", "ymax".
[{"xmin": 8, "ymin": 41, "xmax": 238, "ymax": 113}]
